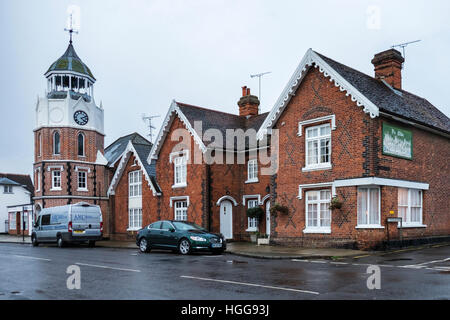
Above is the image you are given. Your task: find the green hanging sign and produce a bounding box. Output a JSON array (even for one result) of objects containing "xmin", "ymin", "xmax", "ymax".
[{"xmin": 382, "ymin": 123, "xmax": 413, "ymax": 159}]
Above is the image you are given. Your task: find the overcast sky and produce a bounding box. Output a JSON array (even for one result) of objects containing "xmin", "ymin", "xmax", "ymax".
[{"xmin": 1, "ymin": 0, "xmax": 449, "ymax": 178}]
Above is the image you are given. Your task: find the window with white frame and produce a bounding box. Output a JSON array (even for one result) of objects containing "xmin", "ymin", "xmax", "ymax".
[
  {"xmin": 3, "ymin": 185, "xmax": 13, "ymax": 193},
  {"xmin": 247, "ymin": 199, "xmax": 259, "ymax": 230},
  {"xmin": 305, "ymin": 190, "xmax": 331, "ymax": 232},
  {"xmin": 247, "ymin": 159, "xmax": 258, "ymax": 182},
  {"xmin": 51, "ymin": 170, "xmax": 61, "ymax": 190},
  {"xmin": 174, "ymin": 156, "xmax": 187, "ymax": 187},
  {"xmin": 128, "ymin": 170, "xmax": 142, "ymax": 197},
  {"xmin": 398, "ymin": 188, "xmax": 423, "ymax": 225},
  {"xmin": 305, "ymin": 124, "xmax": 331, "ymax": 169},
  {"xmin": 174, "ymin": 201, "xmax": 188, "ymax": 221},
  {"xmin": 35, "ymin": 168, "xmax": 41, "ymax": 192},
  {"xmin": 77, "ymin": 171, "xmax": 87, "ymax": 191},
  {"xmin": 357, "ymin": 187, "xmax": 380, "ymax": 227},
  {"xmin": 128, "ymin": 208, "xmax": 142, "ymax": 229}
]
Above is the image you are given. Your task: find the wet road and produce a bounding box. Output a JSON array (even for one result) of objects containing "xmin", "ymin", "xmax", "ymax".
[{"xmin": 0, "ymin": 243, "xmax": 448, "ymax": 300}]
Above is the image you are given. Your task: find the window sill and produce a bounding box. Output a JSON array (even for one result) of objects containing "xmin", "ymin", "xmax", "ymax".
[
  {"xmin": 77, "ymin": 188, "xmax": 88, "ymax": 192},
  {"xmin": 245, "ymin": 179, "xmax": 259, "ymax": 184},
  {"xmin": 172, "ymin": 183, "xmax": 187, "ymax": 189},
  {"xmin": 303, "ymin": 228, "xmax": 331, "ymax": 234},
  {"xmin": 302, "ymin": 164, "xmax": 332, "ymax": 172},
  {"xmin": 50, "ymin": 188, "xmax": 62, "ymax": 191},
  {"xmin": 355, "ymin": 225, "xmax": 385, "ymax": 229},
  {"xmin": 127, "ymin": 227, "xmax": 141, "ymax": 232},
  {"xmin": 398, "ymin": 224, "xmax": 427, "ymax": 228},
  {"xmin": 246, "ymin": 227, "xmax": 258, "ymax": 232}
]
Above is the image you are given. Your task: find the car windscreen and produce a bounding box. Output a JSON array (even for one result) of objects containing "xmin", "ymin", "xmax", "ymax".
[{"xmin": 172, "ymin": 221, "xmax": 205, "ymax": 231}]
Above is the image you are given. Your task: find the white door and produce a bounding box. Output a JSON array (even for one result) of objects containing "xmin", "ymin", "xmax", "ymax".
[
  {"xmin": 265, "ymin": 201, "xmax": 271, "ymax": 236},
  {"xmin": 220, "ymin": 201, "xmax": 233, "ymax": 239}
]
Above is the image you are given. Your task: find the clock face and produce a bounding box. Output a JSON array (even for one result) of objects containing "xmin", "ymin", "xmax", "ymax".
[{"xmin": 74, "ymin": 110, "xmax": 89, "ymax": 126}]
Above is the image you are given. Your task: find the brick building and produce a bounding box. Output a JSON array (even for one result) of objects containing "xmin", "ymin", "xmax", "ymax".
[{"xmin": 34, "ymin": 38, "xmax": 449, "ymax": 249}]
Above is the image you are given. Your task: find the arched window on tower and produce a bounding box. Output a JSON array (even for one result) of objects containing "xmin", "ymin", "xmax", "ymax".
[
  {"xmin": 53, "ymin": 131, "xmax": 60, "ymax": 155},
  {"xmin": 78, "ymin": 133, "xmax": 85, "ymax": 156},
  {"xmin": 37, "ymin": 133, "xmax": 42, "ymax": 157}
]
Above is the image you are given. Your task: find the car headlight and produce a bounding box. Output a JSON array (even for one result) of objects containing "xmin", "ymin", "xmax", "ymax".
[{"xmin": 190, "ymin": 236, "xmax": 207, "ymax": 242}]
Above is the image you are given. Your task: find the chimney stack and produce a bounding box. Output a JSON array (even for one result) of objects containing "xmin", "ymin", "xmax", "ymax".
[
  {"xmin": 238, "ymin": 86, "xmax": 260, "ymax": 117},
  {"xmin": 371, "ymin": 49, "xmax": 405, "ymax": 89}
]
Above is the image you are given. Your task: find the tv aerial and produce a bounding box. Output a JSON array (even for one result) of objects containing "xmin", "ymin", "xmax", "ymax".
[
  {"xmin": 391, "ymin": 40, "xmax": 421, "ymax": 62},
  {"xmin": 142, "ymin": 114, "xmax": 160, "ymax": 143},
  {"xmin": 250, "ymin": 71, "xmax": 272, "ymax": 102}
]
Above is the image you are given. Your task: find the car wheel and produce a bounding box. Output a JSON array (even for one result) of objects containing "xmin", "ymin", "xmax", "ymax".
[
  {"xmin": 31, "ymin": 234, "xmax": 39, "ymax": 247},
  {"xmin": 139, "ymin": 238, "xmax": 150, "ymax": 253},
  {"xmin": 57, "ymin": 235, "xmax": 65, "ymax": 248},
  {"xmin": 178, "ymin": 238, "xmax": 191, "ymax": 255},
  {"xmin": 88, "ymin": 241, "xmax": 96, "ymax": 248}
]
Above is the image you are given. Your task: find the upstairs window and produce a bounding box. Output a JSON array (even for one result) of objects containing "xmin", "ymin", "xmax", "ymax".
[
  {"xmin": 174, "ymin": 156, "xmax": 187, "ymax": 187},
  {"xmin": 77, "ymin": 171, "xmax": 87, "ymax": 191},
  {"xmin": 305, "ymin": 124, "xmax": 331, "ymax": 169},
  {"xmin": 78, "ymin": 133, "xmax": 85, "ymax": 156},
  {"xmin": 37, "ymin": 133, "xmax": 42, "ymax": 157},
  {"xmin": 53, "ymin": 131, "xmax": 60, "ymax": 155},
  {"xmin": 129, "ymin": 170, "xmax": 142, "ymax": 197},
  {"xmin": 398, "ymin": 188, "xmax": 423, "ymax": 226},
  {"xmin": 247, "ymin": 159, "xmax": 258, "ymax": 182},
  {"xmin": 51, "ymin": 170, "xmax": 61, "ymax": 190},
  {"xmin": 3, "ymin": 185, "xmax": 13, "ymax": 193}
]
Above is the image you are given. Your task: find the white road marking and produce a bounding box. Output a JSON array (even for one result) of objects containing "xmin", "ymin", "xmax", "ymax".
[
  {"xmin": 13, "ymin": 255, "xmax": 51, "ymax": 261},
  {"xmin": 330, "ymin": 262, "xmax": 348, "ymax": 265},
  {"xmin": 402, "ymin": 257, "xmax": 450, "ymax": 269},
  {"xmin": 75, "ymin": 262, "xmax": 141, "ymax": 273},
  {"xmin": 310, "ymin": 260, "xmax": 327, "ymax": 264},
  {"xmin": 291, "ymin": 259, "xmax": 309, "ymax": 262},
  {"xmin": 181, "ymin": 275, "xmax": 319, "ymax": 295}
]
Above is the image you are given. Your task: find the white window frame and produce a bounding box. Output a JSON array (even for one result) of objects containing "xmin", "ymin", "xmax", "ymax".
[
  {"xmin": 398, "ymin": 188, "xmax": 425, "ymax": 228},
  {"xmin": 77, "ymin": 170, "xmax": 88, "ymax": 191},
  {"xmin": 246, "ymin": 199, "xmax": 259, "ymax": 232},
  {"xmin": 246, "ymin": 159, "xmax": 258, "ymax": 183},
  {"xmin": 303, "ymin": 189, "xmax": 332, "ymax": 234},
  {"xmin": 51, "ymin": 170, "xmax": 62, "ymax": 190},
  {"xmin": 303, "ymin": 123, "xmax": 332, "ymax": 171},
  {"xmin": 3, "ymin": 185, "xmax": 13, "ymax": 194},
  {"xmin": 128, "ymin": 170, "xmax": 142, "ymax": 197},
  {"xmin": 174, "ymin": 200, "xmax": 188, "ymax": 221},
  {"xmin": 35, "ymin": 168, "xmax": 41, "ymax": 192},
  {"xmin": 173, "ymin": 155, "xmax": 187, "ymax": 188},
  {"xmin": 128, "ymin": 208, "xmax": 142, "ymax": 230},
  {"xmin": 356, "ymin": 187, "xmax": 383, "ymax": 229}
]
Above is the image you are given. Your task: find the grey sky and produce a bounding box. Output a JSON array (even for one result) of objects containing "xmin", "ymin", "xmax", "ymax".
[{"xmin": 1, "ymin": 0, "xmax": 449, "ymax": 178}]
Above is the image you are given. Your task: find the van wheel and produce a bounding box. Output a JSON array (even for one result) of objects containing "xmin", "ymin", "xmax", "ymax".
[
  {"xmin": 57, "ymin": 236, "xmax": 65, "ymax": 248},
  {"xmin": 88, "ymin": 241, "xmax": 96, "ymax": 247},
  {"xmin": 31, "ymin": 235, "xmax": 39, "ymax": 247}
]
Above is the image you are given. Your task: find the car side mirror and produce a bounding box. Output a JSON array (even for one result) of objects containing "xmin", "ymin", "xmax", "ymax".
[
  {"xmin": 34, "ymin": 223, "xmax": 38, "ymax": 228},
  {"xmin": 169, "ymin": 227, "xmax": 175, "ymax": 233}
]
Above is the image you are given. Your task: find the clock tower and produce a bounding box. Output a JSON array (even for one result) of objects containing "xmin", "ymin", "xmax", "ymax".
[{"xmin": 33, "ymin": 33, "xmax": 109, "ymax": 230}]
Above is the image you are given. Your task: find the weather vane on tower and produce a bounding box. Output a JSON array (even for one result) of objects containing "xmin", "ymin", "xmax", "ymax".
[{"xmin": 64, "ymin": 13, "xmax": 79, "ymax": 44}]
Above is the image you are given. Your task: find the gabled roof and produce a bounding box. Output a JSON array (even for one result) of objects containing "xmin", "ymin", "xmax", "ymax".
[
  {"xmin": 0, "ymin": 173, "xmax": 34, "ymax": 194},
  {"xmin": 105, "ymin": 132, "xmax": 151, "ymax": 167},
  {"xmin": 148, "ymin": 100, "xmax": 269, "ymax": 161},
  {"xmin": 257, "ymin": 48, "xmax": 450, "ymax": 138},
  {"xmin": 107, "ymin": 136, "xmax": 161, "ymax": 196}
]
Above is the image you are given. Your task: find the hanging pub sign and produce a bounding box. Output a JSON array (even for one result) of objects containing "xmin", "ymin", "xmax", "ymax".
[{"xmin": 382, "ymin": 123, "xmax": 413, "ymax": 159}]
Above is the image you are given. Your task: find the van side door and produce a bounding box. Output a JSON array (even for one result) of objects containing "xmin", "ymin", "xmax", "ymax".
[{"xmin": 39, "ymin": 214, "xmax": 51, "ymax": 241}]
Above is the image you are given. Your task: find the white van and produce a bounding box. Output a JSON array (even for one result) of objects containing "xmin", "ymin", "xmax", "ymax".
[{"xmin": 32, "ymin": 202, "xmax": 103, "ymax": 248}]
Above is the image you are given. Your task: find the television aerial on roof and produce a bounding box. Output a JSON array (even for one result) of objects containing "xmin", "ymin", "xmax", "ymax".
[
  {"xmin": 142, "ymin": 114, "xmax": 160, "ymax": 143},
  {"xmin": 391, "ymin": 40, "xmax": 421, "ymax": 62}
]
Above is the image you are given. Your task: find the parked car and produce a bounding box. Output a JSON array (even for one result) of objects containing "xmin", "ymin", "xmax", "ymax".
[
  {"xmin": 31, "ymin": 202, "xmax": 103, "ymax": 248},
  {"xmin": 136, "ymin": 220, "xmax": 226, "ymax": 255}
]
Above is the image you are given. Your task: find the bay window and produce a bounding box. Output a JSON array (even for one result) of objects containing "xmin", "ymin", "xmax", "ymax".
[
  {"xmin": 357, "ymin": 187, "xmax": 381, "ymax": 227},
  {"xmin": 398, "ymin": 188, "xmax": 423, "ymax": 226}
]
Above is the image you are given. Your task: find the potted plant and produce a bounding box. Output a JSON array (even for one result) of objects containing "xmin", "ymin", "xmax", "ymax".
[
  {"xmin": 249, "ymin": 231, "xmax": 258, "ymax": 243},
  {"xmin": 329, "ymin": 196, "xmax": 343, "ymax": 210},
  {"xmin": 257, "ymin": 233, "xmax": 269, "ymax": 245},
  {"xmin": 269, "ymin": 202, "xmax": 289, "ymax": 215}
]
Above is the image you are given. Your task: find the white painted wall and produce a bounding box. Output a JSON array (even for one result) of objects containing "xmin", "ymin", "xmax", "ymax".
[{"xmin": 0, "ymin": 186, "xmax": 31, "ymax": 233}]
